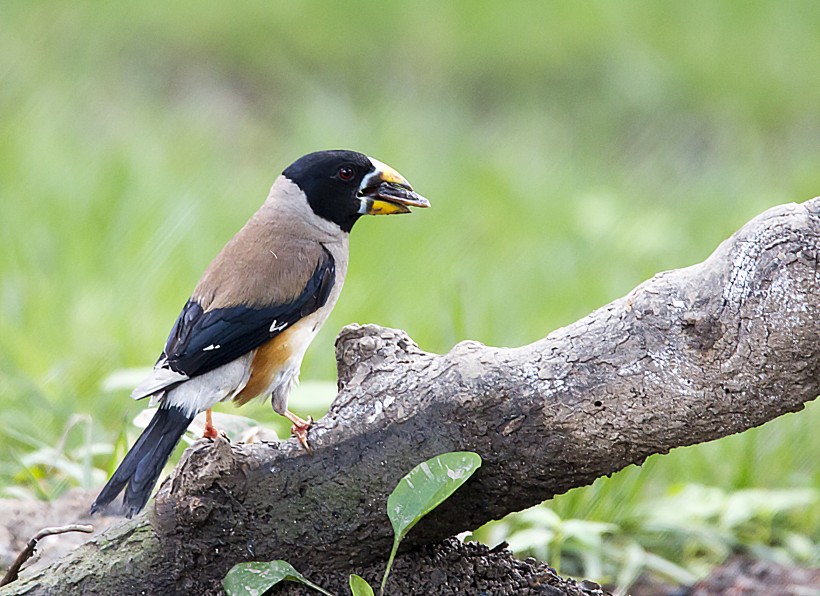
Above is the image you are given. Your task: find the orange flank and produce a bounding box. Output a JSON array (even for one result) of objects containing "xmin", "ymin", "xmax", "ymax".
[{"xmin": 232, "ymin": 329, "xmax": 295, "ymax": 406}]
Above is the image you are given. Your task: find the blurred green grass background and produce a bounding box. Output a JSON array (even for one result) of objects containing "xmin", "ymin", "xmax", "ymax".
[{"xmin": 1, "ymin": 0, "xmax": 818, "ymax": 586}]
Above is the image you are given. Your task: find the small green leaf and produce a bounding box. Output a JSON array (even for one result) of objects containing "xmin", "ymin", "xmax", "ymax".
[
  {"xmin": 223, "ymin": 560, "xmax": 333, "ymax": 596},
  {"xmin": 349, "ymin": 574, "xmax": 375, "ymax": 596},
  {"xmin": 388, "ymin": 451, "xmax": 482, "ymax": 543},
  {"xmin": 381, "ymin": 451, "xmax": 482, "ymax": 593}
]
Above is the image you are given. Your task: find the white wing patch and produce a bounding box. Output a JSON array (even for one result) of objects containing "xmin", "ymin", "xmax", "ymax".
[
  {"xmin": 269, "ymin": 319, "xmax": 288, "ymax": 333},
  {"xmin": 203, "ymin": 344, "xmax": 221, "ymax": 351}
]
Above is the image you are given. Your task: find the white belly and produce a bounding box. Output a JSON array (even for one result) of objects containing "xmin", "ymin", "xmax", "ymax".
[{"xmin": 161, "ymin": 351, "xmax": 254, "ymax": 417}]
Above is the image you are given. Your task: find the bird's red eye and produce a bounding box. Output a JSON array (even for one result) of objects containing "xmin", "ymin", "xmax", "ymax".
[{"xmin": 338, "ymin": 166, "xmax": 355, "ymax": 181}]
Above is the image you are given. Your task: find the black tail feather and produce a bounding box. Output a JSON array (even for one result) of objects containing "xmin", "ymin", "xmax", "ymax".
[{"xmin": 90, "ymin": 406, "xmax": 194, "ymax": 518}]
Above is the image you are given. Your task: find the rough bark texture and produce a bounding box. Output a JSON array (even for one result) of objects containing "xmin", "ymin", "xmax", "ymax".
[{"xmin": 5, "ymin": 199, "xmax": 820, "ymax": 595}]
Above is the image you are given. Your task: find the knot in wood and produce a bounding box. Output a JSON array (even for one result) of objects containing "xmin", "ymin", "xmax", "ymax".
[
  {"xmin": 335, "ymin": 324, "xmax": 423, "ymax": 387},
  {"xmin": 681, "ymin": 310, "xmax": 724, "ymax": 351}
]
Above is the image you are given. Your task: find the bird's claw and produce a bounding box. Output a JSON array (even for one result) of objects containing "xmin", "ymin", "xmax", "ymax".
[
  {"xmin": 202, "ymin": 408, "xmax": 221, "ymax": 439},
  {"xmin": 290, "ymin": 415, "xmax": 313, "ymax": 451}
]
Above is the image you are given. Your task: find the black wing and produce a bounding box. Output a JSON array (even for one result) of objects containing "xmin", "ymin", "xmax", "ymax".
[{"xmin": 160, "ymin": 246, "xmax": 335, "ymax": 379}]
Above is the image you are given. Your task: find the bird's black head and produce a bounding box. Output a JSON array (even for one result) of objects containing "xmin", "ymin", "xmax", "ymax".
[
  {"xmin": 283, "ymin": 150, "xmax": 372, "ymax": 233},
  {"xmin": 282, "ymin": 150, "xmax": 429, "ymax": 233}
]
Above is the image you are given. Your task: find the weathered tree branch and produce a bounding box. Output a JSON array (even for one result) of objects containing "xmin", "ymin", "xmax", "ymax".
[{"xmin": 6, "ymin": 199, "xmax": 820, "ymax": 595}]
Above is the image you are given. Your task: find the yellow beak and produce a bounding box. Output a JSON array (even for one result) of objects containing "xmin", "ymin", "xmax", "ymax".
[{"xmin": 358, "ymin": 158, "xmax": 430, "ymax": 215}]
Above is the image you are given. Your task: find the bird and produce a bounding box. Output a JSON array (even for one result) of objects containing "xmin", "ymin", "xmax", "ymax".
[{"xmin": 90, "ymin": 150, "xmax": 429, "ymax": 517}]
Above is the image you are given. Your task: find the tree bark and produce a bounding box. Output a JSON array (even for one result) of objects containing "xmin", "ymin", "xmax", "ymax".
[{"xmin": 5, "ymin": 199, "xmax": 820, "ymax": 596}]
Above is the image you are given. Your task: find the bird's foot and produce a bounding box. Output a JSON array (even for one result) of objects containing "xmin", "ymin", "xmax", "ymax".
[
  {"xmin": 284, "ymin": 411, "xmax": 313, "ymax": 451},
  {"xmin": 202, "ymin": 408, "xmax": 219, "ymax": 439}
]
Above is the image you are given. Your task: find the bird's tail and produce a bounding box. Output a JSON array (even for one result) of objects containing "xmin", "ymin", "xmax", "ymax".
[{"xmin": 90, "ymin": 406, "xmax": 194, "ymax": 518}]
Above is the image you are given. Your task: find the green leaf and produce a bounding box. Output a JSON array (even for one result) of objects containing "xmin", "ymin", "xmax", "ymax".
[
  {"xmin": 349, "ymin": 574, "xmax": 375, "ymax": 596},
  {"xmin": 381, "ymin": 451, "xmax": 482, "ymax": 593},
  {"xmin": 223, "ymin": 560, "xmax": 333, "ymax": 596},
  {"xmin": 387, "ymin": 451, "xmax": 483, "ymax": 543}
]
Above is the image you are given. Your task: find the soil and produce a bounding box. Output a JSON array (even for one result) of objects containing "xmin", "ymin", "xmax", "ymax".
[
  {"xmin": 683, "ymin": 556, "xmax": 819, "ymax": 596},
  {"xmin": 272, "ymin": 539, "xmax": 609, "ymax": 596},
  {"xmin": 2, "ymin": 490, "xmax": 817, "ymax": 595}
]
